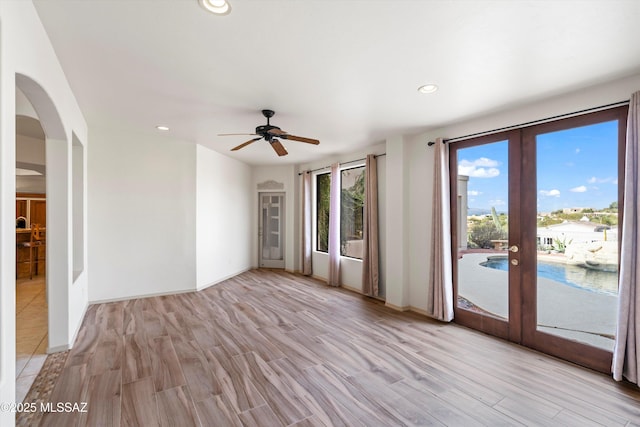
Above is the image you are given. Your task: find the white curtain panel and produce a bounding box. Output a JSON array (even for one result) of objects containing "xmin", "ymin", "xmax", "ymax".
[
  {"xmin": 613, "ymin": 91, "xmax": 640, "ymax": 385},
  {"xmin": 328, "ymin": 163, "xmax": 341, "ymax": 286},
  {"xmin": 362, "ymin": 154, "xmax": 379, "ymax": 296},
  {"xmin": 427, "ymin": 138, "xmax": 454, "ymax": 322},
  {"xmin": 302, "ymin": 171, "xmax": 312, "ymax": 276}
]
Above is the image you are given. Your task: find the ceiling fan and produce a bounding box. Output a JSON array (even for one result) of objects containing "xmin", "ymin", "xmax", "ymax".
[{"xmin": 219, "ymin": 109, "xmax": 320, "ymax": 157}]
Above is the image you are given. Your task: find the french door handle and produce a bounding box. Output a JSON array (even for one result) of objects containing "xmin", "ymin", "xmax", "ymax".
[{"xmin": 509, "ymin": 245, "xmax": 519, "ymax": 253}]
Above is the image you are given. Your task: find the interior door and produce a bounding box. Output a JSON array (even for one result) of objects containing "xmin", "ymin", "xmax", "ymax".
[
  {"xmin": 259, "ymin": 192, "xmax": 285, "ymax": 269},
  {"xmin": 451, "ymin": 107, "xmax": 627, "ymax": 373}
]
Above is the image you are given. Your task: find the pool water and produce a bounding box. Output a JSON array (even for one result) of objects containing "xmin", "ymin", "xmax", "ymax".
[{"xmin": 480, "ymin": 257, "xmax": 618, "ymax": 295}]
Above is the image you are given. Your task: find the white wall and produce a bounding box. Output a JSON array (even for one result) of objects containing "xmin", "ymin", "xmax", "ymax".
[
  {"xmin": 196, "ymin": 144, "xmax": 252, "ymax": 289},
  {"xmin": 403, "ymin": 73, "xmax": 640, "ymax": 314},
  {"xmin": 88, "ymin": 127, "xmax": 196, "ymax": 301},
  {"xmin": 251, "ymin": 165, "xmax": 296, "ymax": 271},
  {"xmin": 16, "ymin": 134, "xmax": 46, "ymax": 193},
  {"xmin": 0, "ymin": 1, "xmax": 88, "ymax": 420}
]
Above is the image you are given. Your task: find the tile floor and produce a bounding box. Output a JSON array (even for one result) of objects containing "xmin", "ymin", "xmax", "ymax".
[{"xmin": 15, "ymin": 275, "xmax": 48, "ymax": 403}]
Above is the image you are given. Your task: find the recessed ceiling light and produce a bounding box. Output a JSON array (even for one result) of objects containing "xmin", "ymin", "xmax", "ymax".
[
  {"xmin": 199, "ymin": 0, "xmax": 231, "ymax": 15},
  {"xmin": 156, "ymin": 125, "xmax": 170, "ymax": 131},
  {"xmin": 418, "ymin": 84, "xmax": 438, "ymax": 94}
]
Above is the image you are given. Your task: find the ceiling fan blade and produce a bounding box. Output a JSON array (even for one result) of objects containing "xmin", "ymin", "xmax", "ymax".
[
  {"xmin": 266, "ymin": 128, "xmax": 287, "ymax": 136},
  {"xmin": 270, "ymin": 139, "xmax": 288, "ymax": 156},
  {"xmin": 231, "ymin": 137, "xmax": 262, "ymax": 151},
  {"xmin": 218, "ymin": 133, "xmax": 259, "ymax": 136},
  {"xmin": 280, "ymin": 134, "xmax": 320, "ymax": 145}
]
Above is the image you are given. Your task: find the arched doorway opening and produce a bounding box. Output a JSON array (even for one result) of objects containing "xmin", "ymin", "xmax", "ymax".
[
  {"xmin": 14, "ymin": 74, "xmax": 70, "ymax": 402},
  {"xmin": 14, "ymin": 111, "xmax": 48, "ymax": 402}
]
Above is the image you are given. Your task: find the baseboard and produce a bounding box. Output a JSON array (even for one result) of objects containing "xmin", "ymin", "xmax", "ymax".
[
  {"xmin": 385, "ymin": 302, "xmax": 410, "ymax": 312},
  {"xmin": 89, "ymin": 287, "xmax": 195, "ymax": 304},
  {"xmin": 341, "ymin": 283, "xmax": 362, "ymax": 294},
  {"xmin": 68, "ymin": 301, "xmax": 88, "ymax": 349},
  {"xmin": 384, "ymin": 303, "xmax": 445, "ymax": 322},
  {"xmin": 47, "ymin": 299, "xmax": 89, "ymax": 354},
  {"xmin": 47, "ymin": 343, "xmax": 70, "ymax": 354},
  {"xmin": 311, "ymin": 274, "xmax": 327, "ymax": 283},
  {"xmin": 406, "ymin": 305, "xmax": 432, "ymax": 317},
  {"xmin": 196, "ymin": 267, "xmax": 252, "ymax": 292}
]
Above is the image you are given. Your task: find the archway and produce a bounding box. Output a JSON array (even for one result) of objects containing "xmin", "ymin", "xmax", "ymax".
[
  {"xmin": 14, "ymin": 111, "xmax": 48, "ymax": 401},
  {"xmin": 15, "ymin": 74, "xmax": 71, "ymax": 399}
]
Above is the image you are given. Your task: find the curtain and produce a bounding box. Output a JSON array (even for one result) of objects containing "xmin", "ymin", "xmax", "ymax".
[
  {"xmin": 427, "ymin": 138, "xmax": 454, "ymax": 322},
  {"xmin": 328, "ymin": 163, "xmax": 341, "ymax": 286},
  {"xmin": 362, "ymin": 154, "xmax": 379, "ymax": 296},
  {"xmin": 302, "ymin": 171, "xmax": 312, "ymax": 276},
  {"xmin": 613, "ymin": 91, "xmax": 640, "ymax": 384}
]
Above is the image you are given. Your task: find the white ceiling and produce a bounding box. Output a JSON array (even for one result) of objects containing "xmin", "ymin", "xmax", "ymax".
[{"xmin": 33, "ymin": 0, "xmax": 640, "ymax": 166}]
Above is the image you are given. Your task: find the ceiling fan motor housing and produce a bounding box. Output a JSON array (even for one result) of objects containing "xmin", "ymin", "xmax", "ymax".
[{"xmin": 256, "ymin": 124, "xmax": 280, "ymax": 135}]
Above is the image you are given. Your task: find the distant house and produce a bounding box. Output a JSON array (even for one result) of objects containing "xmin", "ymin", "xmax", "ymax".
[
  {"xmin": 563, "ymin": 207, "xmax": 587, "ymax": 214},
  {"xmin": 536, "ymin": 220, "xmax": 615, "ymax": 249}
]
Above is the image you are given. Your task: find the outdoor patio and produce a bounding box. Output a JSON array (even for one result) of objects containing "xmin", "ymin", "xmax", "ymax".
[{"xmin": 457, "ymin": 251, "xmax": 617, "ymax": 351}]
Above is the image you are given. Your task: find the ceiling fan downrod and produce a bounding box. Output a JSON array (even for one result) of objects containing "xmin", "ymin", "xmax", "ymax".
[{"xmin": 262, "ymin": 109, "xmax": 275, "ymax": 125}]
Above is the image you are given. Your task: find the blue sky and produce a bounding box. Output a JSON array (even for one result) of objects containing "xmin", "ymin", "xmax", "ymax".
[{"xmin": 458, "ymin": 120, "xmax": 619, "ymax": 214}]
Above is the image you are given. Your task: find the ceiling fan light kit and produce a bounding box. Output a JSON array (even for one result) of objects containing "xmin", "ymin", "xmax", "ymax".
[{"xmin": 220, "ymin": 109, "xmax": 320, "ymax": 157}]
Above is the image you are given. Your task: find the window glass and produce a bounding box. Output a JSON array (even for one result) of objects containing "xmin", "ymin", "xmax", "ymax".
[
  {"xmin": 316, "ymin": 173, "xmax": 330, "ymax": 252},
  {"xmin": 341, "ymin": 166, "xmax": 365, "ymax": 259}
]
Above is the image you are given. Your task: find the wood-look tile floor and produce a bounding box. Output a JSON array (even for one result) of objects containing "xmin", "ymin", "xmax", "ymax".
[
  {"xmin": 16, "ymin": 275, "xmax": 48, "ymax": 403},
  {"xmin": 39, "ymin": 269, "xmax": 640, "ymax": 426}
]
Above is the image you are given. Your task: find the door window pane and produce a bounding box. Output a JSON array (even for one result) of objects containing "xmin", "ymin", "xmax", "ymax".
[
  {"xmin": 456, "ymin": 140, "xmax": 509, "ymax": 320},
  {"xmin": 536, "ymin": 120, "xmax": 619, "ymax": 351}
]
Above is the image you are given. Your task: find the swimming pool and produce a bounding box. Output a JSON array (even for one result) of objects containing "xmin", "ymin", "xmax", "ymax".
[{"xmin": 480, "ymin": 257, "xmax": 618, "ymax": 295}]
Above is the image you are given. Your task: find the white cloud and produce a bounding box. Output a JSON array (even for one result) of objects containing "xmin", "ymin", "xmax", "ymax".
[
  {"xmin": 458, "ymin": 158, "xmax": 500, "ymax": 178},
  {"xmin": 489, "ymin": 199, "xmax": 506, "ymax": 206},
  {"xmin": 575, "ymin": 148, "xmax": 580, "ymax": 154},
  {"xmin": 588, "ymin": 176, "xmax": 616, "ymax": 184},
  {"xmin": 570, "ymin": 185, "xmax": 587, "ymax": 193},
  {"xmin": 540, "ymin": 189, "xmax": 560, "ymax": 197},
  {"xmin": 467, "ymin": 190, "xmax": 482, "ymax": 196}
]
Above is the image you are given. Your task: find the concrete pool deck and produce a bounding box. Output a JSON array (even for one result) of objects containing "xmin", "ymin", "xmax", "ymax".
[{"xmin": 457, "ymin": 251, "xmax": 618, "ymax": 350}]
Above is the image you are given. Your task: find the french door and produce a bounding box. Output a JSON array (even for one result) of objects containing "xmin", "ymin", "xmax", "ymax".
[{"xmin": 451, "ymin": 106, "xmax": 627, "ymax": 372}]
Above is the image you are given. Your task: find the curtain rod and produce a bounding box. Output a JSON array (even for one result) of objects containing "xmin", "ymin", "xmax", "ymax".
[
  {"xmin": 297, "ymin": 153, "xmax": 386, "ymax": 176},
  {"xmin": 427, "ymin": 100, "xmax": 629, "ymax": 146}
]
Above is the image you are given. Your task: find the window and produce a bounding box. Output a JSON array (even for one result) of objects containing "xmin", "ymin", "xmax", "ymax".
[
  {"xmin": 314, "ymin": 165, "xmax": 366, "ymax": 259},
  {"xmin": 340, "ymin": 166, "xmax": 365, "ymax": 258},
  {"xmin": 316, "ymin": 173, "xmax": 330, "ymax": 252}
]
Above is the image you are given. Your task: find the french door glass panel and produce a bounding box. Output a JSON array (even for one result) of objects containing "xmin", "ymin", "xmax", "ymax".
[
  {"xmin": 535, "ymin": 120, "xmax": 619, "ymax": 351},
  {"xmin": 259, "ymin": 193, "xmax": 285, "ymax": 268},
  {"xmin": 456, "ymin": 139, "xmax": 510, "ymax": 322}
]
